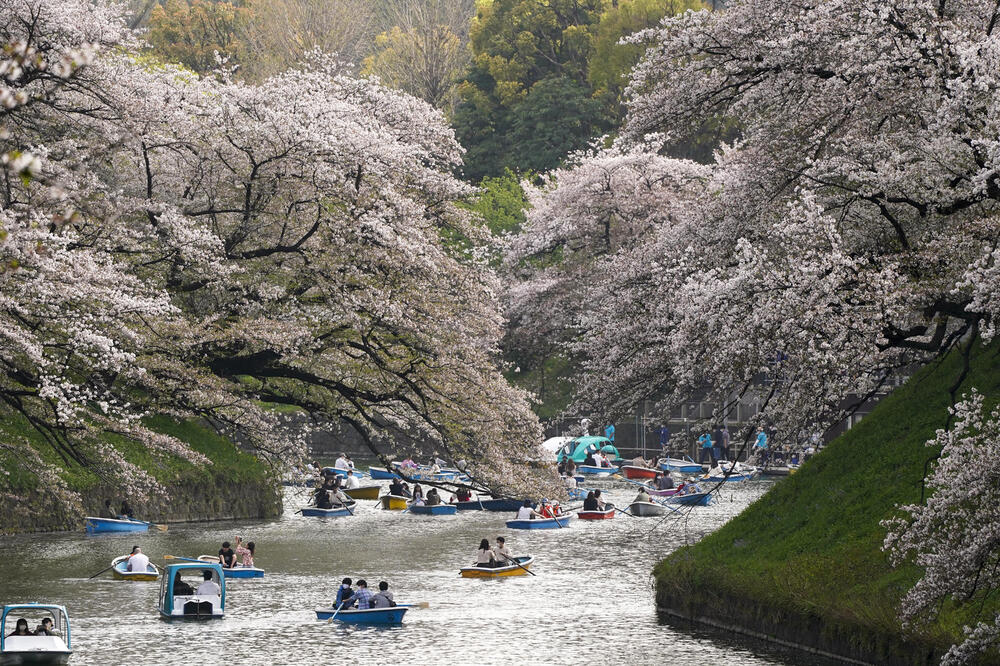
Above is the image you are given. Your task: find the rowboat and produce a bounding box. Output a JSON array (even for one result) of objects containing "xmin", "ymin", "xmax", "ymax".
[
  {"xmin": 84, "ymin": 516, "xmax": 149, "ymax": 534},
  {"xmin": 505, "ymin": 515, "xmax": 573, "ymax": 529},
  {"xmin": 380, "ymin": 494, "xmax": 409, "ymax": 510},
  {"xmin": 621, "ymin": 465, "xmax": 658, "ymax": 480},
  {"xmin": 659, "ymin": 458, "xmax": 703, "ymax": 473},
  {"xmin": 1, "ymin": 604, "xmax": 72, "ymax": 665},
  {"xmin": 454, "ymin": 498, "xmax": 526, "ymax": 512},
  {"xmin": 665, "ymin": 491, "xmax": 712, "ymax": 506},
  {"xmin": 408, "ymin": 504, "xmax": 457, "ymax": 515},
  {"xmin": 301, "ymin": 505, "xmax": 354, "ymax": 517},
  {"xmin": 577, "ymin": 465, "xmax": 618, "ymax": 476},
  {"xmin": 112, "ymin": 555, "xmax": 160, "ymax": 581},
  {"xmin": 194, "ymin": 556, "xmax": 265, "ymax": 578},
  {"xmin": 577, "ymin": 507, "xmax": 615, "ymax": 520},
  {"xmin": 460, "ymin": 555, "xmax": 534, "ymax": 578},
  {"xmin": 314, "ymin": 606, "xmax": 409, "ymax": 625},
  {"xmin": 344, "ymin": 485, "xmax": 381, "ymax": 500},
  {"xmin": 158, "ymin": 563, "xmax": 225, "ymax": 620},
  {"xmin": 367, "ymin": 466, "xmax": 400, "ymax": 480},
  {"xmin": 627, "ymin": 501, "xmax": 670, "ymax": 517},
  {"xmin": 567, "ymin": 487, "xmax": 587, "ymax": 500}
]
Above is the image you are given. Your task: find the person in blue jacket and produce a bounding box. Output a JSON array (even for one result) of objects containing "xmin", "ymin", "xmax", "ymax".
[
  {"xmin": 604, "ymin": 423, "xmax": 615, "ymax": 442},
  {"xmin": 698, "ymin": 432, "xmax": 714, "ymax": 463},
  {"xmin": 754, "ymin": 428, "xmax": 769, "ymax": 465}
]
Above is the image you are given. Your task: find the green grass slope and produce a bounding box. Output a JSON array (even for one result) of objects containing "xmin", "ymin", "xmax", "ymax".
[{"xmin": 655, "ymin": 341, "xmax": 1000, "ymax": 657}]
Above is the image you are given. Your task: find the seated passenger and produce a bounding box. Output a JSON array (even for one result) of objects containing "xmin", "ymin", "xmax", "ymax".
[
  {"xmin": 126, "ymin": 545, "xmax": 149, "ymax": 572},
  {"xmin": 315, "ymin": 489, "xmax": 333, "ymax": 509},
  {"xmin": 455, "ymin": 487, "xmax": 472, "ymax": 502},
  {"xmin": 563, "ymin": 474, "xmax": 577, "ymax": 490},
  {"xmin": 334, "ymin": 578, "xmax": 354, "ymax": 609},
  {"xmin": 388, "ymin": 478, "xmax": 405, "ymax": 497},
  {"xmin": 8, "ymin": 618, "xmax": 30, "ymax": 637},
  {"xmin": 494, "ymin": 536, "xmax": 513, "ymax": 564},
  {"xmin": 706, "ymin": 461, "xmax": 725, "ymax": 478},
  {"xmin": 633, "ymin": 487, "xmax": 651, "ymax": 504},
  {"xmin": 425, "ymin": 489, "xmax": 442, "ymax": 506},
  {"xmin": 593, "ymin": 489, "xmax": 607, "ymax": 510},
  {"xmin": 173, "ymin": 573, "xmax": 194, "ymax": 596},
  {"xmin": 33, "ymin": 618, "xmax": 54, "ymax": 636},
  {"xmin": 196, "ymin": 570, "xmax": 220, "ymax": 596},
  {"xmin": 120, "ymin": 499, "xmax": 134, "ymax": 519},
  {"xmin": 412, "ymin": 484, "xmax": 424, "ymax": 504},
  {"xmin": 515, "ymin": 500, "xmax": 541, "ymax": 520},
  {"xmin": 656, "ymin": 473, "xmax": 675, "ymax": 490},
  {"xmin": 582, "ymin": 491, "xmax": 599, "ymax": 511},
  {"xmin": 476, "ymin": 539, "xmax": 496, "ymax": 567},
  {"xmin": 583, "ymin": 452, "xmax": 596, "ymax": 466},
  {"xmin": 371, "ymin": 581, "xmax": 395, "ymax": 608},
  {"xmin": 353, "ymin": 580, "xmax": 373, "ymax": 609},
  {"xmin": 102, "ymin": 498, "xmax": 118, "ymax": 520},
  {"xmin": 344, "ymin": 470, "xmax": 360, "ymax": 489},
  {"xmin": 218, "ymin": 541, "xmax": 236, "ymax": 568}
]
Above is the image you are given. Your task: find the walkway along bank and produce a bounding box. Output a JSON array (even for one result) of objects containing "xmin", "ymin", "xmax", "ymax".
[{"xmin": 653, "ymin": 342, "xmax": 1000, "ymax": 665}]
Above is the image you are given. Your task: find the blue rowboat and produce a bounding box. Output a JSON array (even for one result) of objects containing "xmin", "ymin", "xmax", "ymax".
[
  {"xmin": 314, "ymin": 606, "xmax": 409, "ymax": 625},
  {"xmin": 454, "ymin": 498, "xmax": 529, "ymax": 512},
  {"xmin": 408, "ymin": 504, "xmax": 457, "ymax": 515},
  {"xmin": 659, "ymin": 458, "xmax": 703, "ymax": 473},
  {"xmin": 665, "ymin": 492, "xmax": 712, "ymax": 506},
  {"xmin": 567, "ymin": 487, "xmax": 587, "ymax": 500},
  {"xmin": 505, "ymin": 515, "xmax": 573, "ymax": 529},
  {"xmin": 368, "ymin": 467, "xmax": 400, "ymax": 480},
  {"xmin": 409, "ymin": 471, "xmax": 457, "ymax": 482},
  {"xmin": 84, "ymin": 516, "xmax": 149, "ymax": 534},
  {"xmin": 577, "ymin": 465, "xmax": 618, "ymax": 476},
  {"xmin": 301, "ymin": 506, "xmax": 353, "ymax": 517},
  {"xmin": 193, "ymin": 556, "xmax": 264, "ymax": 578}
]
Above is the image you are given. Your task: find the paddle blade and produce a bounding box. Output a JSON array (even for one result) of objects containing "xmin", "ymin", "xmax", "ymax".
[
  {"xmin": 155, "ymin": 524, "xmax": 169, "ymax": 532},
  {"xmin": 163, "ymin": 554, "xmax": 178, "ymax": 559},
  {"xmin": 412, "ymin": 601, "xmax": 430, "ymax": 609}
]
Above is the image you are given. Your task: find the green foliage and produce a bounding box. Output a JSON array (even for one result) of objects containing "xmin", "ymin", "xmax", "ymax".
[
  {"xmin": 146, "ymin": 0, "xmax": 248, "ymax": 74},
  {"xmin": 508, "ymin": 353, "xmax": 575, "ymax": 420},
  {"xmin": 454, "ymin": 0, "xmax": 704, "ymax": 180},
  {"xmin": 589, "ymin": 0, "xmax": 704, "ymax": 116},
  {"xmin": 510, "ymin": 76, "xmax": 606, "ymax": 173},
  {"xmin": 654, "ymin": 341, "xmax": 1000, "ymax": 647},
  {"xmin": 0, "ymin": 409, "xmax": 269, "ymax": 493},
  {"xmin": 466, "ymin": 168, "xmax": 529, "ymax": 236}
]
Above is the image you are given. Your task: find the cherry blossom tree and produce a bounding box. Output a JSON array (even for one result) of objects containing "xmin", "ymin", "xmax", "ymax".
[
  {"xmin": 1, "ymin": 0, "xmax": 559, "ymax": 517},
  {"xmin": 512, "ymin": 0, "xmax": 1000, "ymax": 657}
]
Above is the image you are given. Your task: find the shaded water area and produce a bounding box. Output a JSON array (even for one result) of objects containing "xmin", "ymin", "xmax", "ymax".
[{"xmin": 0, "ymin": 476, "xmax": 829, "ymax": 665}]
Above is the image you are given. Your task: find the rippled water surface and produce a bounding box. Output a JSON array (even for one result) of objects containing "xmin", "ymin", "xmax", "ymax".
[{"xmin": 0, "ymin": 478, "xmax": 823, "ymax": 665}]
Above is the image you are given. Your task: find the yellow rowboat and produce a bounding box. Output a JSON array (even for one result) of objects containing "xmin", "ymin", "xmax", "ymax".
[
  {"xmin": 111, "ymin": 555, "xmax": 160, "ymax": 581},
  {"xmin": 380, "ymin": 494, "xmax": 408, "ymax": 510},
  {"xmin": 345, "ymin": 485, "xmax": 381, "ymax": 500},
  {"xmin": 460, "ymin": 556, "xmax": 534, "ymax": 578}
]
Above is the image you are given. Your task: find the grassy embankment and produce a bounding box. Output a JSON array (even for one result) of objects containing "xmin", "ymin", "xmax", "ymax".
[
  {"xmin": 0, "ymin": 411, "xmax": 279, "ymax": 532},
  {"xmin": 655, "ymin": 341, "xmax": 1000, "ymax": 663}
]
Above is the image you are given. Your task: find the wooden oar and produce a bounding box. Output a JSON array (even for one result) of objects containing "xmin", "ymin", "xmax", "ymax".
[
  {"xmin": 398, "ymin": 601, "xmax": 431, "ymax": 608},
  {"xmin": 88, "ymin": 563, "xmax": 117, "ymax": 579},
  {"xmin": 131, "ymin": 518, "xmax": 168, "ymax": 531},
  {"xmin": 163, "ymin": 555, "xmax": 209, "ymax": 564},
  {"xmin": 326, "ymin": 605, "xmax": 346, "ymax": 623},
  {"xmin": 500, "ymin": 555, "xmax": 537, "ymax": 577}
]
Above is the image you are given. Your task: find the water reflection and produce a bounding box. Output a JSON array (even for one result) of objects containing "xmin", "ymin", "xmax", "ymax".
[{"xmin": 0, "ymin": 479, "xmax": 820, "ymax": 665}]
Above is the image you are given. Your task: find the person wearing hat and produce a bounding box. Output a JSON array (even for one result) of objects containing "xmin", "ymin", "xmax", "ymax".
[
  {"xmin": 126, "ymin": 545, "xmax": 149, "ymax": 572},
  {"xmin": 334, "ymin": 452, "xmax": 351, "ymax": 471}
]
